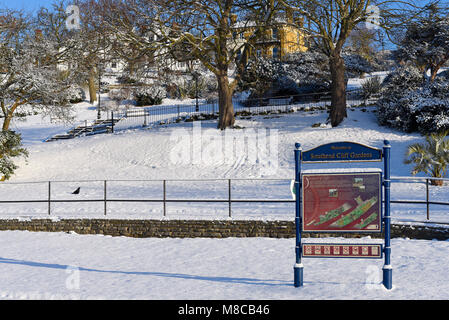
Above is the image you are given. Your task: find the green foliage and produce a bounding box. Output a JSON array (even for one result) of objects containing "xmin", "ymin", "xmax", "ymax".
[
  {"xmin": 404, "ymin": 130, "xmax": 449, "ymax": 185},
  {"xmin": 360, "ymin": 76, "xmax": 382, "ymax": 100},
  {"xmin": 134, "ymin": 86, "xmax": 166, "ymax": 106},
  {"xmin": 0, "ymin": 130, "xmax": 28, "ymax": 181}
]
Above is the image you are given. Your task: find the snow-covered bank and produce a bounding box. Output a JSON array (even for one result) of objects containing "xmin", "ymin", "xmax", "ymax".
[
  {"xmin": 3, "ymin": 103, "xmax": 447, "ymax": 223},
  {"xmin": 0, "ymin": 230, "xmax": 447, "ymax": 300}
]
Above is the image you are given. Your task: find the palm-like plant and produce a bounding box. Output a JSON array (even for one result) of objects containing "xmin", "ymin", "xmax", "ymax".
[{"xmin": 404, "ymin": 130, "xmax": 449, "ymax": 186}]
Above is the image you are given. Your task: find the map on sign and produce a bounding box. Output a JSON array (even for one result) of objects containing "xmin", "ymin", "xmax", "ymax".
[{"xmin": 302, "ymin": 172, "xmax": 381, "ymax": 232}]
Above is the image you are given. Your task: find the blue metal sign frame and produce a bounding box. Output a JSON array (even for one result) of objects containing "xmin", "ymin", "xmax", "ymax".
[
  {"xmin": 302, "ymin": 141, "xmax": 382, "ymax": 163},
  {"xmin": 294, "ymin": 141, "xmax": 392, "ymax": 290}
]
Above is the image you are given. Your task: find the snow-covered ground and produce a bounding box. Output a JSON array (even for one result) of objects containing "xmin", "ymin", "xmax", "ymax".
[
  {"xmin": 0, "ymin": 230, "xmax": 447, "ymax": 300},
  {"xmin": 1, "ymin": 73, "xmax": 448, "ymax": 301},
  {"xmin": 3, "ymin": 94, "xmax": 448, "ymax": 224}
]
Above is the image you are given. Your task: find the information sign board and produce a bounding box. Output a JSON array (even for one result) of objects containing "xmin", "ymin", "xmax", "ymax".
[{"xmin": 302, "ymin": 172, "xmax": 382, "ymax": 233}]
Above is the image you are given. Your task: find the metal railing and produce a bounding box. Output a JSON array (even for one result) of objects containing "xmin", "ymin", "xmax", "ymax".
[
  {"xmin": 44, "ymin": 89, "xmax": 372, "ymax": 141},
  {"xmin": 0, "ymin": 177, "xmax": 447, "ymax": 222},
  {"xmin": 109, "ymin": 89, "xmax": 372, "ymax": 131}
]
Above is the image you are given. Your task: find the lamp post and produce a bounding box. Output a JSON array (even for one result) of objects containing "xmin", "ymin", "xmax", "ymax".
[
  {"xmin": 97, "ymin": 62, "xmax": 101, "ymax": 120},
  {"xmin": 192, "ymin": 71, "xmax": 199, "ymax": 112}
]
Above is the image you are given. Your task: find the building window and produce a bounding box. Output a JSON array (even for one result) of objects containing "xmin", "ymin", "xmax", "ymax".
[
  {"xmin": 273, "ymin": 47, "xmax": 279, "ymax": 59},
  {"xmin": 111, "ymin": 62, "xmax": 117, "ymax": 69},
  {"xmin": 272, "ymin": 28, "xmax": 279, "ymax": 40},
  {"xmin": 256, "ymin": 49, "xmax": 261, "ymax": 58}
]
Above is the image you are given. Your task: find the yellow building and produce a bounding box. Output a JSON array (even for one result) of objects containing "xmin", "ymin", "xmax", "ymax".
[{"xmin": 230, "ymin": 11, "xmax": 307, "ymax": 61}]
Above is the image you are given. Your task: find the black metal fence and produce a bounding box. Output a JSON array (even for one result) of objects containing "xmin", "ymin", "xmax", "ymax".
[
  {"xmin": 45, "ymin": 89, "xmax": 373, "ymax": 141},
  {"xmin": 0, "ymin": 177, "xmax": 447, "ymax": 222},
  {"xmin": 111, "ymin": 89, "xmax": 372, "ymax": 131}
]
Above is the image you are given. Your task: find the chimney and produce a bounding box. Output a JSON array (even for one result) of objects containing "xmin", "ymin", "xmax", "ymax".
[
  {"xmin": 285, "ymin": 8, "xmax": 293, "ymax": 24},
  {"xmin": 35, "ymin": 29, "xmax": 43, "ymax": 41}
]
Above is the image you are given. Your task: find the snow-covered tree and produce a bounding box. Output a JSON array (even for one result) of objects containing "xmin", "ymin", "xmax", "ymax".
[
  {"xmin": 0, "ymin": 8, "xmax": 79, "ymax": 180},
  {"xmin": 377, "ymin": 64, "xmax": 449, "ymax": 133},
  {"xmin": 396, "ymin": 4, "xmax": 449, "ymax": 82},
  {"xmin": 280, "ymin": 0, "xmax": 421, "ymax": 127},
  {"xmin": 103, "ymin": 0, "xmax": 282, "ymax": 129},
  {"xmin": 0, "ymin": 10, "xmax": 76, "ymax": 132},
  {"xmin": 239, "ymin": 50, "xmax": 330, "ymax": 99}
]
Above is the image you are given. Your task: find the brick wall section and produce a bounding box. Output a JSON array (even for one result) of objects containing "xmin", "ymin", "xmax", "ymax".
[{"xmin": 0, "ymin": 219, "xmax": 448, "ymax": 240}]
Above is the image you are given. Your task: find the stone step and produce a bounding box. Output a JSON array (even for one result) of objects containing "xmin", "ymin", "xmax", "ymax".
[{"xmin": 46, "ymin": 118, "xmax": 121, "ymax": 142}]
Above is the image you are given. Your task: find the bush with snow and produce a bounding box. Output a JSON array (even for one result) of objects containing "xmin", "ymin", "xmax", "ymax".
[
  {"xmin": 133, "ymin": 85, "xmax": 167, "ymax": 106},
  {"xmin": 239, "ymin": 51, "xmax": 331, "ymax": 102},
  {"xmin": 65, "ymin": 85, "xmax": 85, "ymax": 104},
  {"xmin": 377, "ymin": 65, "xmax": 449, "ymax": 133},
  {"xmin": 0, "ymin": 130, "xmax": 28, "ymax": 181}
]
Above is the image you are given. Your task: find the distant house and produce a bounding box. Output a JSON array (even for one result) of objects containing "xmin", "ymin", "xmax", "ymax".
[{"xmin": 230, "ymin": 10, "xmax": 307, "ymax": 61}]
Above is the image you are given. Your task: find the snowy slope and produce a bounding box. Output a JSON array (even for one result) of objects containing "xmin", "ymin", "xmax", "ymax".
[
  {"xmin": 10, "ymin": 105, "xmax": 419, "ymax": 181},
  {"xmin": 2, "ymin": 98, "xmax": 448, "ymax": 223}
]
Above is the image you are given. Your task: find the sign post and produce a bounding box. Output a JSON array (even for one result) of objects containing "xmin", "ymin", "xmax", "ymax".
[
  {"xmin": 294, "ymin": 140, "xmax": 392, "ymax": 290},
  {"xmin": 382, "ymin": 140, "xmax": 392, "ymax": 289},
  {"xmin": 294, "ymin": 143, "xmax": 303, "ymax": 287}
]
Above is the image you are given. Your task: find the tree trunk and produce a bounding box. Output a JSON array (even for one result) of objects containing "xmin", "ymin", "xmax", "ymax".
[
  {"xmin": 217, "ymin": 74, "xmax": 235, "ymax": 130},
  {"xmin": 430, "ymin": 179, "xmax": 444, "ymax": 186},
  {"xmin": 430, "ymin": 64, "xmax": 442, "ymax": 82},
  {"xmin": 88, "ymin": 71, "xmax": 97, "ymax": 103},
  {"xmin": 1, "ymin": 100, "xmax": 20, "ymax": 131},
  {"xmin": 2, "ymin": 115, "xmax": 12, "ymax": 131},
  {"xmin": 329, "ymin": 52, "xmax": 347, "ymax": 127}
]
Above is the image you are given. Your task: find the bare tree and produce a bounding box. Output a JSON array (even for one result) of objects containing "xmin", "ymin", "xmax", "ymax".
[
  {"xmin": 102, "ymin": 0, "xmax": 280, "ymax": 129},
  {"xmin": 280, "ymin": 0, "xmax": 422, "ymax": 127}
]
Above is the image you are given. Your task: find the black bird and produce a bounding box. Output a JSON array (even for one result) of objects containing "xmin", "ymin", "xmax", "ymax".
[{"xmin": 72, "ymin": 187, "xmax": 80, "ymax": 194}]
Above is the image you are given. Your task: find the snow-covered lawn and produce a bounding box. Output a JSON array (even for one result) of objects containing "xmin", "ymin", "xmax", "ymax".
[
  {"xmin": 1, "ymin": 75, "xmax": 448, "ymax": 301},
  {"xmin": 3, "ymin": 98, "xmax": 448, "ymax": 223},
  {"xmin": 0, "ymin": 230, "xmax": 447, "ymax": 300}
]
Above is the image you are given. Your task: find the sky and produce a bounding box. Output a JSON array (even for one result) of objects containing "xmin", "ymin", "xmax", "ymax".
[
  {"xmin": 0, "ymin": 0, "xmax": 55, "ymax": 13},
  {"xmin": 2, "ymin": 0, "xmax": 444, "ymax": 13}
]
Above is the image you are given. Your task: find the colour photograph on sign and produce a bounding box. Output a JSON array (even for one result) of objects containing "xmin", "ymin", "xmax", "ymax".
[{"xmin": 302, "ymin": 172, "xmax": 382, "ymax": 232}]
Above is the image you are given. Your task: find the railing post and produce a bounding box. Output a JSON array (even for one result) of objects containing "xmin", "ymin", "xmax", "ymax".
[
  {"xmin": 163, "ymin": 180, "xmax": 166, "ymax": 217},
  {"xmin": 48, "ymin": 181, "xmax": 51, "ymax": 215},
  {"xmin": 111, "ymin": 111, "xmax": 114, "ymax": 133},
  {"xmin": 228, "ymin": 179, "xmax": 232, "ymax": 218},
  {"xmin": 426, "ymin": 178, "xmax": 430, "ymax": 220},
  {"xmin": 104, "ymin": 180, "xmax": 107, "ymax": 216}
]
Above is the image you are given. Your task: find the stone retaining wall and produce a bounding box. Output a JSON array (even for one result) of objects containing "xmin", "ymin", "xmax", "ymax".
[{"xmin": 0, "ymin": 219, "xmax": 448, "ymax": 240}]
